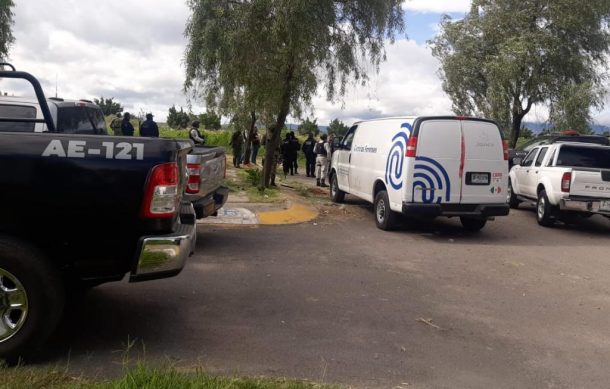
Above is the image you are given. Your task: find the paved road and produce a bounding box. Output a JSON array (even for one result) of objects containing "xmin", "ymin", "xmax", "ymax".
[{"xmin": 43, "ymin": 199, "xmax": 610, "ymax": 388}]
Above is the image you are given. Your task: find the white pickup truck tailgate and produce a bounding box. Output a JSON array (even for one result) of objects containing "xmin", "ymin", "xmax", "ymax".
[{"xmin": 570, "ymin": 169, "xmax": 610, "ymax": 199}]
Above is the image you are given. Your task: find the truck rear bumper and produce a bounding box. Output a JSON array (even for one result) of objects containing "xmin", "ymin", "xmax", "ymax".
[
  {"xmin": 560, "ymin": 198, "xmax": 610, "ymax": 215},
  {"xmin": 193, "ymin": 186, "xmax": 230, "ymax": 219},
  {"xmin": 402, "ymin": 202, "xmax": 510, "ymax": 218},
  {"xmin": 130, "ymin": 204, "xmax": 197, "ymax": 282}
]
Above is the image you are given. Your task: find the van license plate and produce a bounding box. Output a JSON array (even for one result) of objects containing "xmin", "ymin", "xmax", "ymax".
[
  {"xmin": 600, "ymin": 201, "xmax": 610, "ymax": 211},
  {"xmin": 470, "ymin": 173, "xmax": 490, "ymax": 185}
]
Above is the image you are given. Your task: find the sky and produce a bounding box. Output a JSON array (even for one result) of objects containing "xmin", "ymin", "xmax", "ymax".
[{"xmin": 2, "ymin": 0, "xmax": 610, "ymax": 127}]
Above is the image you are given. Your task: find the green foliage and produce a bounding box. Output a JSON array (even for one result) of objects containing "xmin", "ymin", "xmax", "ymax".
[
  {"xmin": 430, "ymin": 0, "xmax": 610, "ymax": 147},
  {"xmin": 244, "ymin": 168, "xmax": 262, "ymax": 187},
  {"xmin": 549, "ymin": 82, "xmax": 598, "ymax": 134},
  {"xmin": 327, "ymin": 118, "xmax": 349, "ymax": 137},
  {"xmin": 167, "ymin": 105, "xmax": 192, "ymax": 129},
  {"xmin": 199, "ymin": 111, "xmax": 221, "ymax": 130},
  {"xmin": 520, "ymin": 127, "xmax": 534, "ymax": 139},
  {"xmin": 297, "ymin": 117, "xmax": 319, "ymax": 136},
  {"xmin": 94, "ymin": 97, "xmax": 123, "ymax": 116},
  {"xmin": 184, "ymin": 0, "xmax": 405, "ymax": 186},
  {"xmin": 0, "ymin": 0, "xmax": 14, "ymax": 60}
]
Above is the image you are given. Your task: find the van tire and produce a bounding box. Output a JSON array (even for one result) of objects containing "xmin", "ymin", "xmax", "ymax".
[
  {"xmin": 536, "ymin": 189, "xmax": 555, "ymax": 227},
  {"xmin": 0, "ymin": 237, "xmax": 65, "ymax": 363},
  {"xmin": 460, "ymin": 217, "xmax": 487, "ymax": 232},
  {"xmin": 374, "ymin": 190, "xmax": 398, "ymax": 231},
  {"xmin": 329, "ymin": 174, "xmax": 345, "ymax": 203},
  {"xmin": 508, "ymin": 179, "xmax": 520, "ymax": 209}
]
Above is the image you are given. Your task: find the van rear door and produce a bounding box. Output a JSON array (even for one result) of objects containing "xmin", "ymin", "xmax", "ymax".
[
  {"xmin": 412, "ymin": 119, "xmax": 462, "ymax": 204},
  {"xmin": 460, "ymin": 120, "xmax": 507, "ymax": 204}
]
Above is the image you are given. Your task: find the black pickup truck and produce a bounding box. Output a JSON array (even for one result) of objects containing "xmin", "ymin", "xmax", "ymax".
[{"xmin": 0, "ymin": 67, "xmax": 197, "ymax": 361}]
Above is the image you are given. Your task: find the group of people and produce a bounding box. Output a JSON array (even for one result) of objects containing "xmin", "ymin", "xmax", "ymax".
[
  {"xmin": 229, "ymin": 128, "xmax": 336, "ymax": 188},
  {"xmin": 282, "ymin": 131, "xmax": 335, "ymax": 187},
  {"xmin": 230, "ymin": 128, "xmax": 261, "ymax": 168},
  {"xmin": 110, "ymin": 112, "xmax": 159, "ymax": 138}
]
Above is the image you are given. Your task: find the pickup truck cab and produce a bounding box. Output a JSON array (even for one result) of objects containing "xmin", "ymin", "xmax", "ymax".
[
  {"xmin": 0, "ymin": 66, "xmax": 197, "ymax": 361},
  {"xmin": 508, "ymin": 142, "xmax": 610, "ymax": 226},
  {"xmin": 0, "ymin": 95, "xmax": 108, "ymax": 135}
]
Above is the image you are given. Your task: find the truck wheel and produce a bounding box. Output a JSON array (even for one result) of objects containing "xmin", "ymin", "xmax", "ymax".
[
  {"xmin": 0, "ymin": 237, "xmax": 64, "ymax": 363},
  {"xmin": 374, "ymin": 190, "xmax": 398, "ymax": 231},
  {"xmin": 329, "ymin": 174, "xmax": 345, "ymax": 203},
  {"xmin": 508, "ymin": 179, "xmax": 520, "ymax": 209},
  {"xmin": 536, "ymin": 189, "xmax": 555, "ymax": 227},
  {"xmin": 460, "ymin": 217, "xmax": 487, "ymax": 232}
]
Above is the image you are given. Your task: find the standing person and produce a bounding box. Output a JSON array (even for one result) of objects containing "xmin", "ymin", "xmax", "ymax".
[
  {"xmin": 302, "ymin": 132, "xmax": 316, "ymax": 177},
  {"xmin": 140, "ymin": 113, "xmax": 159, "ymax": 138},
  {"xmin": 315, "ymin": 133, "xmax": 330, "ymax": 187},
  {"xmin": 110, "ymin": 112, "xmax": 123, "ymax": 136},
  {"xmin": 289, "ymin": 131, "xmax": 300, "ymax": 175},
  {"xmin": 250, "ymin": 128, "xmax": 261, "ymax": 165},
  {"xmin": 189, "ymin": 120, "xmax": 206, "ymax": 145},
  {"xmin": 280, "ymin": 133, "xmax": 293, "ymax": 177},
  {"xmin": 121, "ymin": 112, "xmax": 135, "ymax": 137},
  {"xmin": 230, "ymin": 129, "xmax": 244, "ymax": 168}
]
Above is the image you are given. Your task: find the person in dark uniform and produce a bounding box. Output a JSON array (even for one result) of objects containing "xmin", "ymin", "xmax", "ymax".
[
  {"xmin": 230, "ymin": 129, "xmax": 244, "ymax": 168},
  {"xmin": 121, "ymin": 112, "xmax": 135, "ymax": 137},
  {"xmin": 302, "ymin": 132, "xmax": 316, "ymax": 177},
  {"xmin": 250, "ymin": 128, "xmax": 261, "ymax": 165},
  {"xmin": 289, "ymin": 131, "xmax": 300, "ymax": 175},
  {"xmin": 280, "ymin": 133, "xmax": 293, "ymax": 177},
  {"xmin": 189, "ymin": 120, "xmax": 206, "ymax": 145},
  {"xmin": 140, "ymin": 113, "xmax": 159, "ymax": 137}
]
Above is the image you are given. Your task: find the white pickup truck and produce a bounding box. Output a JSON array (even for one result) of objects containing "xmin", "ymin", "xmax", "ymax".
[{"xmin": 508, "ymin": 142, "xmax": 610, "ymax": 226}]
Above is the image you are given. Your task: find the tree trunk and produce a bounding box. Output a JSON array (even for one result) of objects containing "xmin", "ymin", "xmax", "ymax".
[
  {"xmin": 262, "ymin": 63, "xmax": 295, "ymax": 188},
  {"xmin": 510, "ymin": 114, "xmax": 523, "ymax": 149},
  {"xmin": 243, "ymin": 111, "xmax": 257, "ymax": 165}
]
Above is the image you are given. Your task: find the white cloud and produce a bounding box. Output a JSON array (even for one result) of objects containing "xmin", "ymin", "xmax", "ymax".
[
  {"xmin": 402, "ymin": 0, "xmax": 472, "ymax": 13},
  {"xmin": 3, "ymin": 1, "xmax": 610, "ymax": 129}
]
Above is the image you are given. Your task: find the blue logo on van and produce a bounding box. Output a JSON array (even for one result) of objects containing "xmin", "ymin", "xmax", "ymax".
[
  {"xmin": 412, "ymin": 157, "xmax": 451, "ymax": 204},
  {"xmin": 384, "ymin": 123, "xmax": 412, "ymax": 190}
]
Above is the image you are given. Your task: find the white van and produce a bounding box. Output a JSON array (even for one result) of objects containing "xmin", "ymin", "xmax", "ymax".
[{"xmin": 329, "ymin": 116, "xmax": 510, "ymax": 231}]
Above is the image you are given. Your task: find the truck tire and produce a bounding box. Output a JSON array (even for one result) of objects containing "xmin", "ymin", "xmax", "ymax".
[
  {"xmin": 536, "ymin": 189, "xmax": 555, "ymax": 227},
  {"xmin": 508, "ymin": 179, "xmax": 520, "ymax": 209},
  {"xmin": 460, "ymin": 217, "xmax": 487, "ymax": 232},
  {"xmin": 329, "ymin": 173, "xmax": 345, "ymax": 203},
  {"xmin": 0, "ymin": 237, "xmax": 64, "ymax": 363},
  {"xmin": 374, "ymin": 190, "xmax": 398, "ymax": 231}
]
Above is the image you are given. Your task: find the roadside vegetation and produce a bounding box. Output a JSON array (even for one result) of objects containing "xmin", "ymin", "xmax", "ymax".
[{"xmin": 0, "ymin": 364, "xmax": 340, "ymax": 389}]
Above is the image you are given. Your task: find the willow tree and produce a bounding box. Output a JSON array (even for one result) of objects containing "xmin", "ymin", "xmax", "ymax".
[
  {"xmin": 0, "ymin": 0, "xmax": 14, "ymax": 60},
  {"xmin": 430, "ymin": 0, "xmax": 610, "ymax": 147},
  {"xmin": 184, "ymin": 0, "xmax": 404, "ymax": 187}
]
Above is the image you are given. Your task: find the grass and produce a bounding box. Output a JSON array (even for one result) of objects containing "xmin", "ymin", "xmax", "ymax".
[{"xmin": 0, "ymin": 364, "xmax": 341, "ymax": 389}]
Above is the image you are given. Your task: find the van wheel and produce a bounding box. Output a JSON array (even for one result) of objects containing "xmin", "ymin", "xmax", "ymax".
[
  {"xmin": 508, "ymin": 179, "xmax": 520, "ymax": 209},
  {"xmin": 329, "ymin": 174, "xmax": 345, "ymax": 203},
  {"xmin": 0, "ymin": 237, "xmax": 64, "ymax": 363},
  {"xmin": 374, "ymin": 190, "xmax": 398, "ymax": 231},
  {"xmin": 460, "ymin": 217, "xmax": 487, "ymax": 232},
  {"xmin": 536, "ymin": 189, "xmax": 555, "ymax": 227}
]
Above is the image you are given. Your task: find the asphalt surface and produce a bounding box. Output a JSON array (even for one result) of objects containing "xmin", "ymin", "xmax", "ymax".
[{"xmin": 42, "ymin": 199, "xmax": 610, "ymax": 389}]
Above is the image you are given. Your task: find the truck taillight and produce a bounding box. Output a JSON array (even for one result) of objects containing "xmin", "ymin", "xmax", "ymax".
[
  {"xmin": 186, "ymin": 163, "xmax": 201, "ymax": 194},
  {"xmin": 561, "ymin": 172, "xmax": 571, "ymax": 193},
  {"xmin": 502, "ymin": 140, "xmax": 509, "ymax": 161},
  {"xmin": 141, "ymin": 162, "xmax": 179, "ymax": 219},
  {"xmin": 405, "ymin": 136, "xmax": 418, "ymax": 157}
]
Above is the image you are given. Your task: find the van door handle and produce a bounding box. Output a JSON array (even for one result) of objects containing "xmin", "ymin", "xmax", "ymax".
[{"xmin": 349, "ymin": 153, "xmax": 351, "ymax": 163}]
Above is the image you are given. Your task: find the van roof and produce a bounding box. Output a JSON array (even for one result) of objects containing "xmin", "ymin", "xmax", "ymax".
[{"xmin": 353, "ymin": 115, "xmax": 494, "ymax": 126}]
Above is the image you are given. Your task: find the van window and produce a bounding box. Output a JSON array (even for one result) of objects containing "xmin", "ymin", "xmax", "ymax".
[
  {"xmin": 56, "ymin": 107, "xmax": 107, "ymax": 135},
  {"xmin": 534, "ymin": 147, "xmax": 548, "ymax": 167},
  {"xmin": 521, "ymin": 148, "xmax": 538, "ymax": 167},
  {"xmin": 0, "ymin": 105, "xmax": 37, "ymax": 132},
  {"xmin": 417, "ymin": 120, "xmax": 461, "ymax": 159},
  {"xmin": 556, "ymin": 146, "xmax": 610, "ymax": 169},
  {"xmin": 342, "ymin": 127, "xmax": 357, "ymax": 150}
]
